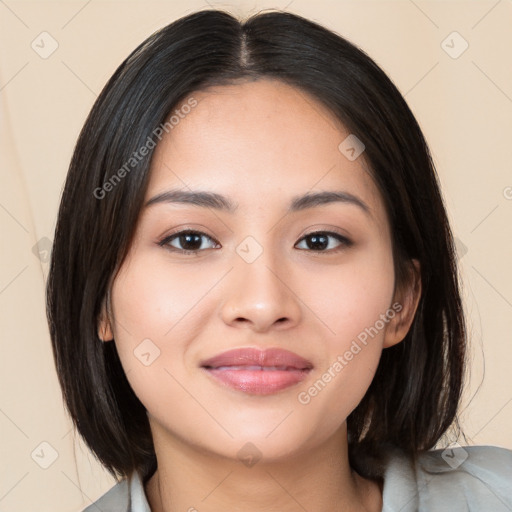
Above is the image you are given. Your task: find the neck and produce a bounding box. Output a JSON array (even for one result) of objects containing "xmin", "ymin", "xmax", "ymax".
[{"xmin": 144, "ymin": 423, "xmax": 382, "ymax": 512}]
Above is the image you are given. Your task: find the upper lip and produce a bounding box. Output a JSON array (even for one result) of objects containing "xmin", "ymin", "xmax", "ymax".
[{"xmin": 200, "ymin": 348, "xmax": 313, "ymax": 370}]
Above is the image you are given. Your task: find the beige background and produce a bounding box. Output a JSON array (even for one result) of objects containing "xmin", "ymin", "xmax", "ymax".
[{"xmin": 1, "ymin": 0, "xmax": 511, "ymax": 510}]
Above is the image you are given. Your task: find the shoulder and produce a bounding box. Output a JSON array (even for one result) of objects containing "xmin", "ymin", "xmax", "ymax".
[
  {"xmin": 81, "ymin": 477, "xmax": 130, "ymax": 512},
  {"xmin": 81, "ymin": 472, "xmax": 151, "ymax": 512},
  {"xmin": 382, "ymin": 445, "xmax": 512, "ymax": 512}
]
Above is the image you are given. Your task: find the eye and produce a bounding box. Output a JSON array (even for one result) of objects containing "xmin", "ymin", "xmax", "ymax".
[
  {"xmin": 295, "ymin": 231, "xmax": 352, "ymax": 252},
  {"xmin": 158, "ymin": 229, "xmax": 352, "ymax": 256},
  {"xmin": 158, "ymin": 230, "xmax": 219, "ymax": 255}
]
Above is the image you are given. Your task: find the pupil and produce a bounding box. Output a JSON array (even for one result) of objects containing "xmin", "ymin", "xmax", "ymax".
[
  {"xmin": 308, "ymin": 234, "xmax": 328, "ymax": 250},
  {"xmin": 181, "ymin": 233, "xmax": 201, "ymax": 250}
]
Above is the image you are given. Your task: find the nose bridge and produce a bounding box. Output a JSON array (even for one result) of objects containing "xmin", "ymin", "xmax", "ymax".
[{"xmin": 220, "ymin": 234, "xmax": 301, "ymax": 331}]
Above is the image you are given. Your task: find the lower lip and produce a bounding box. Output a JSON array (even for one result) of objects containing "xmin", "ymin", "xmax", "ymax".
[{"xmin": 203, "ymin": 368, "xmax": 311, "ymax": 395}]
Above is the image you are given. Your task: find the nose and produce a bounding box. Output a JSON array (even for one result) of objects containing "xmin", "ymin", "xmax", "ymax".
[{"xmin": 219, "ymin": 250, "xmax": 302, "ymax": 333}]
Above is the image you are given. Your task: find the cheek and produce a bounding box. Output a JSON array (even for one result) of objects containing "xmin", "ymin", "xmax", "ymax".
[
  {"xmin": 296, "ymin": 247, "xmax": 395, "ymax": 417},
  {"xmin": 309, "ymin": 246, "xmax": 395, "ymax": 345},
  {"xmin": 108, "ymin": 254, "xmax": 233, "ymax": 417},
  {"xmin": 107, "ymin": 257, "xmax": 199, "ymax": 385},
  {"xmin": 110, "ymin": 255, "xmax": 217, "ymax": 345},
  {"xmin": 108, "ymin": 261, "xmax": 202, "ymax": 438}
]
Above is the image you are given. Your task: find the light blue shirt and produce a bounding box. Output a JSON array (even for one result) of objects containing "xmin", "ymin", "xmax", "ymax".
[{"xmin": 83, "ymin": 445, "xmax": 512, "ymax": 511}]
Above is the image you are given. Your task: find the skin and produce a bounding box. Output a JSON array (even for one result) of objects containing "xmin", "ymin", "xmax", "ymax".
[{"xmin": 99, "ymin": 78, "xmax": 421, "ymax": 512}]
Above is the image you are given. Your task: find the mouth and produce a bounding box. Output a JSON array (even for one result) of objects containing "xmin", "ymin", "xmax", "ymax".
[{"xmin": 200, "ymin": 347, "xmax": 313, "ymax": 395}]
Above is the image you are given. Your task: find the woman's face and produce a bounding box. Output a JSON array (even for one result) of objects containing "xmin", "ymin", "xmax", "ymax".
[{"xmin": 101, "ymin": 79, "xmax": 416, "ymax": 462}]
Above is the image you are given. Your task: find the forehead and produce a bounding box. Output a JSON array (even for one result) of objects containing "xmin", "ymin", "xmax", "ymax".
[{"xmin": 147, "ymin": 79, "xmax": 385, "ymax": 224}]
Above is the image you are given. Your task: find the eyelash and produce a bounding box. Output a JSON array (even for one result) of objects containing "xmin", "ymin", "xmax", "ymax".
[{"xmin": 157, "ymin": 229, "xmax": 353, "ymax": 256}]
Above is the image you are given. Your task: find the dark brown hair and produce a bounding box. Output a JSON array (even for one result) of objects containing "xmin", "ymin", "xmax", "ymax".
[{"xmin": 46, "ymin": 8, "xmax": 466, "ymax": 482}]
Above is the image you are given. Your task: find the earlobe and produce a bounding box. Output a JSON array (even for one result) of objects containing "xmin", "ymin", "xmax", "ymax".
[
  {"xmin": 98, "ymin": 321, "xmax": 114, "ymax": 342},
  {"xmin": 383, "ymin": 259, "xmax": 422, "ymax": 348},
  {"xmin": 97, "ymin": 296, "xmax": 114, "ymax": 342}
]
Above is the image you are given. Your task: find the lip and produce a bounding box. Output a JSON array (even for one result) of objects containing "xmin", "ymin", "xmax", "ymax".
[{"xmin": 200, "ymin": 348, "xmax": 313, "ymax": 395}]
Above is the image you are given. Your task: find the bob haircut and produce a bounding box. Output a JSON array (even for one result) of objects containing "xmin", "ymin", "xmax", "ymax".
[{"xmin": 46, "ymin": 8, "xmax": 466, "ymax": 483}]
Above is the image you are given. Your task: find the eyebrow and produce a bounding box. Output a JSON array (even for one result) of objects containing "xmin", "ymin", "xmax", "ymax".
[{"xmin": 144, "ymin": 189, "xmax": 370, "ymax": 216}]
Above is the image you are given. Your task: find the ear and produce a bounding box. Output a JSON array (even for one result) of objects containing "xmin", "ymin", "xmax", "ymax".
[
  {"xmin": 383, "ymin": 259, "xmax": 422, "ymax": 348},
  {"xmin": 97, "ymin": 294, "xmax": 114, "ymax": 342}
]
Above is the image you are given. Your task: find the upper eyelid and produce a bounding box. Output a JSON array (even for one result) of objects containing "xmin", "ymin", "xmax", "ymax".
[{"xmin": 159, "ymin": 229, "xmax": 220, "ymax": 246}]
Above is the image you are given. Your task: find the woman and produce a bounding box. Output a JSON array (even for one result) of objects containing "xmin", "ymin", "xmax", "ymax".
[{"xmin": 46, "ymin": 8, "xmax": 512, "ymax": 511}]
